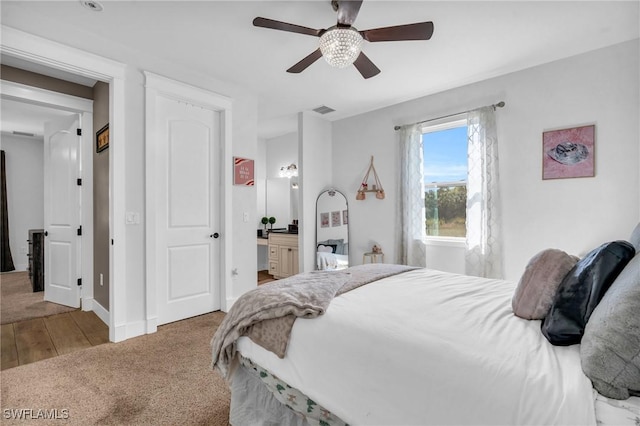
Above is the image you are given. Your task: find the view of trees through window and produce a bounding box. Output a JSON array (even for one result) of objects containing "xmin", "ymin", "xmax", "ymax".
[{"xmin": 422, "ymin": 123, "xmax": 468, "ymax": 238}]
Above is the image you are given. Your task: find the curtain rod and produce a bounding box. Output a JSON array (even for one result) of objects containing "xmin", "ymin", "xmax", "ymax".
[{"xmin": 393, "ymin": 101, "xmax": 505, "ymax": 131}]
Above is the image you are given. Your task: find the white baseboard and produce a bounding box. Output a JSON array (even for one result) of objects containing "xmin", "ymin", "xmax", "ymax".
[
  {"xmin": 125, "ymin": 320, "xmax": 147, "ymax": 340},
  {"xmin": 110, "ymin": 319, "xmax": 157, "ymax": 343},
  {"xmin": 90, "ymin": 300, "xmax": 109, "ymax": 326},
  {"xmin": 110, "ymin": 320, "xmax": 147, "ymax": 343},
  {"xmin": 81, "ymin": 297, "xmax": 93, "ymax": 311},
  {"xmin": 111, "ymin": 323, "xmax": 126, "ymax": 343},
  {"xmin": 145, "ymin": 316, "xmax": 158, "ymax": 334},
  {"xmin": 13, "ymin": 263, "xmax": 28, "ymax": 272},
  {"xmin": 224, "ymin": 297, "xmax": 238, "ymax": 312}
]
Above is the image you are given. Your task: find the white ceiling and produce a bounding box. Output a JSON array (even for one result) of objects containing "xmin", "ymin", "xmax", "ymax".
[
  {"xmin": 1, "ymin": 97, "xmax": 74, "ymax": 139},
  {"xmin": 1, "ymin": 1, "xmax": 638, "ymax": 139}
]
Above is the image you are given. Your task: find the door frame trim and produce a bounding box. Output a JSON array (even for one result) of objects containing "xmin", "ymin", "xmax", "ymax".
[
  {"xmin": 1, "ymin": 25, "xmax": 128, "ymax": 342},
  {"xmin": 143, "ymin": 71, "xmax": 232, "ymax": 333}
]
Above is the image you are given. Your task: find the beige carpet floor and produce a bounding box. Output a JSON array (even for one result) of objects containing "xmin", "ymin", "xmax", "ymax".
[
  {"xmin": 1, "ymin": 272, "xmax": 77, "ymax": 325},
  {"xmin": 0, "ymin": 311, "xmax": 230, "ymax": 425}
]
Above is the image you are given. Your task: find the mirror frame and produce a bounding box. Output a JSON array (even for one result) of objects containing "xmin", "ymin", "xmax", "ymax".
[{"xmin": 315, "ymin": 188, "xmax": 349, "ymax": 270}]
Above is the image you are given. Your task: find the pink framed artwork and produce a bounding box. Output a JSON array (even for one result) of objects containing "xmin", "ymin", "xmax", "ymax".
[
  {"xmin": 233, "ymin": 157, "xmax": 255, "ymax": 186},
  {"xmin": 331, "ymin": 211, "xmax": 341, "ymax": 227},
  {"xmin": 542, "ymin": 124, "xmax": 595, "ymax": 180},
  {"xmin": 320, "ymin": 212, "xmax": 329, "ymax": 228}
]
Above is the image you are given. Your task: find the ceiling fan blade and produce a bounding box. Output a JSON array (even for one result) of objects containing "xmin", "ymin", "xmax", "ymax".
[
  {"xmin": 353, "ymin": 52, "xmax": 381, "ymax": 79},
  {"xmin": 287, "ymin": 49, "xmax": 323, "ymax": 74},
  {"xmin": 361, "ymin": 21, "xmax": 434, "ymax": 42},
  {"xmin": 253, "ymin": 17, "xmax": 322, "ymax": 37},
  {"xmin": 336, "ymin": 0, "xmax": 363, "ymax": 27}
]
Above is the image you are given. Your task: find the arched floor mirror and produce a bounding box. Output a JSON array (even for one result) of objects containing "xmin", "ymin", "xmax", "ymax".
[{"xmin": 316, "ymin": 188, "xmax": 349, "ymax": 270}]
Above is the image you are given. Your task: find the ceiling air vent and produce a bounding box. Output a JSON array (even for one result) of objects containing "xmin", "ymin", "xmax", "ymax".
[
  {"xmin": 312, "ymin": 105, "xmax": 335, "ymax": 115},
  {"xmin": 12, "ymin": 131, "xmax": 35, "ymax": 137}
]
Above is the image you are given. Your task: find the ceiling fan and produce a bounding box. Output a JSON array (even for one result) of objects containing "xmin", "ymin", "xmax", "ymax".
[{"xmin": 253, "ymin": 0, "xmax": 434, "ymax": 79}]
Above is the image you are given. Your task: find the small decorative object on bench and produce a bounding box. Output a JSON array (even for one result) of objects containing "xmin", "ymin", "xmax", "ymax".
[{"xmin": 356, "ymin": 156, "xmax": 385, "ymax": 200}]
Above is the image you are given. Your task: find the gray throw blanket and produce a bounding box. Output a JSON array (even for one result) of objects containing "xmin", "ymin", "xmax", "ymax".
[{"xmin": 211, "ymin": 263, "xmax": 417, "ymax": 378}]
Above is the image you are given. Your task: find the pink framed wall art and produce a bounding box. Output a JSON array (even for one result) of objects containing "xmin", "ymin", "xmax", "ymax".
[{"xmin": 542, "ymin": 124, "xmax": 595, "ymax": 180}]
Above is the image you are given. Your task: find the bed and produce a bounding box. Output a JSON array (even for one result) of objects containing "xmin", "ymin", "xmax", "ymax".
[
  {"xmin": 212, "ymin": 227, "xmax": 640, "ymax": 425},
  {"xmin": 316, "ymin": 251, "xmax": 349, "ymax": 271},
  {"xmin": 316, "ymin": 240, "xmax": 349, "ymax": 271}
]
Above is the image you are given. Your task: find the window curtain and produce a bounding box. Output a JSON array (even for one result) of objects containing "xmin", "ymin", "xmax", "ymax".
[
  {"xmin": 397, "ymin": 124, "xmax": 427, "ymax": 267},
  {"xmin": 1, "ymin": 150, "xmax": 16, "ymax": 272},
  {"xmin": 465, "ymin": 106, "xmax": 502, "ymax": 278}
]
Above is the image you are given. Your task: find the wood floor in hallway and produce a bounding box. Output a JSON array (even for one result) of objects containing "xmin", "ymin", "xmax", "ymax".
[{"xmin": 1, "ymin": 310, "xmax": 109, "ymax": 370}]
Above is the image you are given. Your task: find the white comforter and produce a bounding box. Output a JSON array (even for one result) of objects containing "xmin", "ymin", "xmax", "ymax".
[
  {"xmin": 316, "ymin": 252, "xmax": 349, "ymax": 270},
  {"xmin": 237, "ymin": 268, "xmax": 596, "ymax": 425}
]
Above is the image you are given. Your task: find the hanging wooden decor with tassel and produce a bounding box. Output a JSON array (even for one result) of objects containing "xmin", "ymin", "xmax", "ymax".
[{"xmin": 356, "ymin": 156, "xmax": 385, "ymax": 200}]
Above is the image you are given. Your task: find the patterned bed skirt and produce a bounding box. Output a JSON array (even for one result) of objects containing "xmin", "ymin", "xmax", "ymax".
[{"xmin": 229, "ymin": 355, "xmax": 348, "ymax": 426}]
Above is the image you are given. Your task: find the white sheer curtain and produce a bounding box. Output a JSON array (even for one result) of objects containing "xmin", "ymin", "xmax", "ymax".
[
  {"xmin": 397, "ymin": 124, "xmax": 427, "ymax": 267},
  {"xmin": 465, "ymin": 106, "xmax": 503, "ymax": 278}
]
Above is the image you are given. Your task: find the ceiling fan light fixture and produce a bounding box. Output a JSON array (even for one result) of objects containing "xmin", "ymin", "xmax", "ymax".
[{"xmin": 319, "ymin": 27, "xmax": 363, "ymax": 68}]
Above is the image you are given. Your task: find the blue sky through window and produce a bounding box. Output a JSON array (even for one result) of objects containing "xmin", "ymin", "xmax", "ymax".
[{"xmin": 422, "ymin": 126, "xmax": 468, "ymax": 183}]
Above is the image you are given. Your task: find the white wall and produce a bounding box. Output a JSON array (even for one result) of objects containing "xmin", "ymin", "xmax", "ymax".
[
  {"xmin": 229, "ymin": 89, "xmax": 259, "ymax": 299},
  {"xmin": 2, "ymin": 135, "xmax": 44, "ymax": 271},
  {"xmin": 299, "ymin": 112, "xmax": 333, "ymax": 272},
  {"xmin": 266, "ymin": 132, "xmax": 297, "ymax": 180},
  {"xmin": 332, "ymin": 39, "xmax": 639, "ymax": 282}
]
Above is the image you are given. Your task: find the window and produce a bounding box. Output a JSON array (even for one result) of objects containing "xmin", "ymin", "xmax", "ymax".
[{"xmin": 422, "ymin": 118, "xmax": 467, "ymax": 238}]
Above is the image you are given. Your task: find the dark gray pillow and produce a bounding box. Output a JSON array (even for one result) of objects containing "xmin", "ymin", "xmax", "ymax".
[
  {"xmin": 581, "ymin": 253, "xmax": 640, "ymax": 399},
  {"xmin": 541, "ymin": 241, "xmax": 636, "ymax": 346}
]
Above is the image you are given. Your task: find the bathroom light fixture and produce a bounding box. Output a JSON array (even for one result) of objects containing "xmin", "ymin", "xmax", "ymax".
[{"xmin": 279, "ymin": 163, "xmax": 298, "ymax": 179}]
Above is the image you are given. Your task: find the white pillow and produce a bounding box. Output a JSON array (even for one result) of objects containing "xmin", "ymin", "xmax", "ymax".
[{"xmin": 317, "ymin": 245, "xmax": 333, "ymax": 253}]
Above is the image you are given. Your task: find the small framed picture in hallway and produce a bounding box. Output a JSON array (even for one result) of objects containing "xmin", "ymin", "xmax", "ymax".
[{"xmin": 96, "ymin": 124, "xmax": 109, "ymax": 153}]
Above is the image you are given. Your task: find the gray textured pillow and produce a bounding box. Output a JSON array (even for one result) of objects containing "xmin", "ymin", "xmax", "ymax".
[
  {"xmin": 580, "ymin": 252, "xmax": 640, "ymax": 399},
  {"xmin": 512, "ymin": 249, "xmax": 579, "ymax": 320}
]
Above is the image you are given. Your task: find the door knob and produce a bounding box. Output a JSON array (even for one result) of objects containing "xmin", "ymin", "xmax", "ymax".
[
  {"xmin": 210, "ymin": 232, "xmax": 220, "ymax": 239},
  {"xmin": 44, "ymin": 231, "xmax": 48, "ymax": 237}
]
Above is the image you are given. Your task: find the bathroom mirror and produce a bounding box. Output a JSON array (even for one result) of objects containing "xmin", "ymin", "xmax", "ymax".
[
  {"xmin": 264, "ymin": 177, "xmax": 299, "ymax": 231},
  {"xmin": 316, "ymin": 188, "xmax": 349, "ymax": 270}
]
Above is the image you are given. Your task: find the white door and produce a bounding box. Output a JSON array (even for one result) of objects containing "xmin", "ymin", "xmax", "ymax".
[
  {"xmin": 43, "ymin": 114, "xmax": 81, "ymax": 308},
  {"xmin": 155, "ymin": 96, "xmax": 221, "ymax": 325}
]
